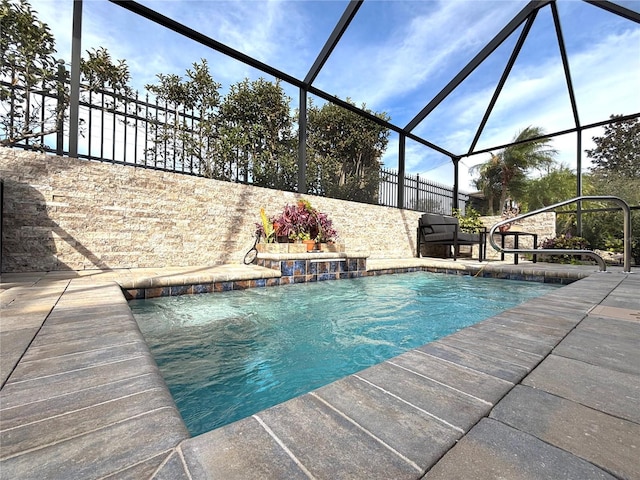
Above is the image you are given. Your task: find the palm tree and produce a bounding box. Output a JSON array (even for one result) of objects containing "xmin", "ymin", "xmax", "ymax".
[
  {"xmin": 471, "ymin": 126, "xmax": 557, "ymax": 214},
  {"xmin": 472, "ymin": 153, "xmax": 502, "ymax": 215}
]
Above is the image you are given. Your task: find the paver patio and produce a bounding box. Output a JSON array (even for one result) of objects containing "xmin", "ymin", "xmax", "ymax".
[{"xmin": 0, "ymin": 258, "xmax": 638, "ymax": 479}]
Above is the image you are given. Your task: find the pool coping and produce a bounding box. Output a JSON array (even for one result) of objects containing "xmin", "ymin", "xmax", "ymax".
[{"xmin": 1, "ymin": 259, "xmax": 638, "ymax": 479}]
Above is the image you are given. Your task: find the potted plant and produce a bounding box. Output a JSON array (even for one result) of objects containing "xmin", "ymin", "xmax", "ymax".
[
  {"xmin": 259, "ymin": 208, "xmax": 276, "ymax": 243},
  {"xmin": 255, "ymin": 208, "xmax": 288, "ymax": 253},
  {"xmin": 277, "ymin": 201, "xmax": 318, "ymax": 242},
  {"xmin": 315, "ymin": 211, "xmax": 340, "ymax": 251},
  {"xmin": 293, "ymin": 232, "xmax": 317, "ymax": 251},
  {"xmin": 452, "ymin": 207, "xmax": 484, "ymax": 233},
  {"xmin": 255, "ymin": 200, "xmax": 339, "ymax": 253}
]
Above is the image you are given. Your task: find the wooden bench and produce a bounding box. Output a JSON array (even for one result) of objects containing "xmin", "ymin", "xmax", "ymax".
[{"xmin": 416, "ymin": 213, "xmax": 486, "ymax": 261}]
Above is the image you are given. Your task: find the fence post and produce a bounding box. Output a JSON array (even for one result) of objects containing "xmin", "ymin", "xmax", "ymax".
[
  {"xmin": 398, "ymin": 133, "xmax": 406, "ymax": 209},
  {"xmin": 576, "ymin": 131, "xmax": 583, "ymax": 235},
  {"xmin": 68, "ymin": 0, "xmax": 82, "ymax": 158},
  {"xmin": 298, "ymin": 88, "xmax": 307, "ymax": 193},
  {"xmin": 56, "ymin": 60, "xmax": 66, "ymax": 156},
  {"xmin": 452, "ymin": 156, "xmax": 460, "ymax": 212}
]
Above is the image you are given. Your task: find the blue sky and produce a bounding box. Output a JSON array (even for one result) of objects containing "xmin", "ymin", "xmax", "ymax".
[{"xmin": 29, "ymin": 0, "xmax": 640, "ymax": 191}]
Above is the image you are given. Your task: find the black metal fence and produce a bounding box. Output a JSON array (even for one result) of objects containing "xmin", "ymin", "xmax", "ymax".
[
  {"xmin": 1, "ymin": 76, "xmax": 468, "ymax": 213},
  {"xmin": 379, "ymin": 168, "xmax": 469, "ymax": 214},
  {"xmin": 1, "ymin": 75, "xmax": 212, "ymax": 176}
]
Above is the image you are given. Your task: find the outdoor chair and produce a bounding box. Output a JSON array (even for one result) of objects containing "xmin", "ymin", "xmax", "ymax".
[{"xmin": 416, "ymin": 213, "xmax": 486, "ymax": 261}]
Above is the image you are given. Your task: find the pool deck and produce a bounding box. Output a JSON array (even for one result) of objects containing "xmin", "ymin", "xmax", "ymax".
[{"xmin": 1, "ymin": 258, "xmax": 638, "ymax": 479}]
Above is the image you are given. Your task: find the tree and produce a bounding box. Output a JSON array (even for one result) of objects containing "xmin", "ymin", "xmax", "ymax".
[
  {"xmin": 218, "ymin": 78, "xmax": 297, "ymax": 190},
  {"xmin": 518, "ymin": 165, "xmax": 588, "ymax": 235},
  {"xmin": 581, "ymin": 169, "xmax": 640, "ymax": 261},
  {"xmin": 471, "ymin": 153, "xmax": 502, "ymax": 215},
  {"xmin": 80, "ymin": 47, "xmax": 132, "ymax": 97},
  {"xmin": 145, "ymin": 59, "xmax": 222, "ymax": 175},
  {"xmin": 519, "ymin": 165, "xmax": 579, "ymax": 212},
  {"xmin": 580, "ymin": 115, "xmax": 640, "ymax": 261},
  {"xmin": 1, "ymin": 0, "xmax": 59, "ymax": 147},
  {"xmin": 470, "ymin": 126, "xmax": 557, "ymax": 214},
  {"xmin": 306, "ymin": 99, "xmax": 389, "ymax": 203},
  {"xmin": 586, "ymin": 115, "xmax": 640, "ymax": 179},
  {"xmin": 1, "ymin": 0, "xmax": 132, "ymax": 148},
  {"xmin": 146, "ymin": 68, "xmax": 298, "ymax": 187}
]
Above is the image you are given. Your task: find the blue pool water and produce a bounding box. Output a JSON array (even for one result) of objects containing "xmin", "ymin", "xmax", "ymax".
[{"xmin": 130, "ymin": 272, "xmax": 558, "ymax": 436}]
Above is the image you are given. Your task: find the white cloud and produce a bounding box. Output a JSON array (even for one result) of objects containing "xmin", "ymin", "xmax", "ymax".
[
  {"xmin": 219, "ymin": 1, "xmax": 299, "ymax": 60},
  {"xmin": 313, "ymin": 1, "xmax": 524, "ymax": 111}
]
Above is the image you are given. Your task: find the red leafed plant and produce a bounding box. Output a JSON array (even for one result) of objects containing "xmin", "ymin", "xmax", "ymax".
[{"xmin": 255, "ymin": 200, "xmax": 337, "ymax": 243}]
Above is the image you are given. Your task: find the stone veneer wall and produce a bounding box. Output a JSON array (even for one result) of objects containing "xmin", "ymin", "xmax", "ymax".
[
  {"xmin": 0, "ymin": 148, "xmax": 424, "ymax": 272},
  {"xmin": 0, "ymin": 148, "xmax": 556, "ymax": 272}
]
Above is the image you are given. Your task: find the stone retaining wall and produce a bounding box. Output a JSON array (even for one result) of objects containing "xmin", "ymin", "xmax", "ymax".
[
  {"xmin": 0, "ymin": 149, "xmax": 422, "ymax": 272},
  {"xmin": 0, "ymin": 148, "xmax": 556, "ymax": 272}
]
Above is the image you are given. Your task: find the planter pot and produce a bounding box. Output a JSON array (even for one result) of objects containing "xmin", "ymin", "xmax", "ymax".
[{"xmin": 303, "ymin": 240, "xmax": 317, "ymax": 251}]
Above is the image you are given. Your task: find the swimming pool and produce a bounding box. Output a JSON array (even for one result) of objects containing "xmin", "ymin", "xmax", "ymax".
[{"xmin": 130, "ymin": 272, "xmax": 559, "ymax": 436}]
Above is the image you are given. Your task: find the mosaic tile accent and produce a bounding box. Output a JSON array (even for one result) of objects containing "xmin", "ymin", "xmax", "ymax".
[
  {"xmin": 122, "ymin": 257, "xmax": 585, "ymax": 302},
  {"xmin": 281, "ymin": 261, "xmax": 295, "ymax": 277},
  {"xmin": 170, "ymin": 285, "xmax": 191, "ymax": 296},
  {"xmin": 524, "ymin": 275, "xmax": 545, "ymax": 283},
  {"xmin": 318, "ymin": 273, "xmax": 337, "ymax": 281},
  {"xmin": 256, "ymin": 255, "xmax": 369, "ymax": 287},
  {"xmin": 233, "ymin": 280, "xmax": 254, "ymax": 290},
  {"xmin": 316, "ymin": 262, "xmax": 329, "ymax": 274},
  {"xmin": 214, "ymin": 282, "xmax": 234, "ymax": 292},
  {"xmin": 293, "ymin": 260, "xmax": 306, "ymax": 276},
  {"xmin": 146, "ymin": 287, "xmax": 170, "ymax": 298},
  {"xmin": 122, "ymin": 255, "xmax": 374, "ymax": 300},
  {"xmin": 192, "ymin": 283, "xmax": 215, "ymax": 294},
  {"xmin": 123, "ymin": 289, "xmax": 144, "ymax": 300}
]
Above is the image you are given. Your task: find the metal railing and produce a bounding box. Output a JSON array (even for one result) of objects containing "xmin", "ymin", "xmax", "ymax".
[
  {"xmin": 2, "ymin": 76, "xmax": 468, "ymax": 212},
  {"xmin": 379, "ymin": 168, "xmax": 470, "ymax": 213},
  {"xmin": 488, "ymin": 196, "xmax": 633, "ymax": 273}
]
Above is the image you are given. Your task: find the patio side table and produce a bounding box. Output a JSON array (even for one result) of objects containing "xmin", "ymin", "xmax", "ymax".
[{"xmin": 499, "ymin": 231, "xmax": 538, "ymax": 265}]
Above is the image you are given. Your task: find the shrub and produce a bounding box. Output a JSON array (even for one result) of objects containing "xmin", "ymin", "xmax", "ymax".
[
  {"xmin": 539, "ymin": 234, "xmax": 590, "ymax": 264},
  {"xmin": 452, "ymin": 207, "xmax": 484, "ymax": 233}
]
